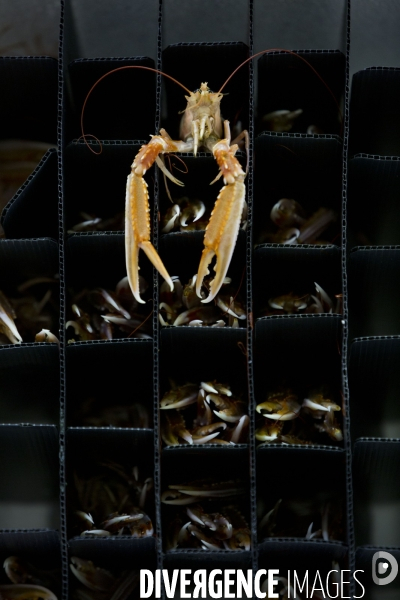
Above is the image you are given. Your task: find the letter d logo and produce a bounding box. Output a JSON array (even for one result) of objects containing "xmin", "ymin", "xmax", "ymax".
[{"xmin": 372, "ymin": 551, "xmax": 398, "ymax": 586}]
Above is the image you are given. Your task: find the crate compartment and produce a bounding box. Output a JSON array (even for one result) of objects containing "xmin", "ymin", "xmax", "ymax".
[
  {"xmin": 66, "ymin": 428, "xmax": 155, "ymax": 541},
  {"xmin": 66, "ymin": 339, "xmax": 153, "ymax": 428},
  {"xmin": 160, "ymin": 327, "xmax": 247, "ymax": 391},
  {"xmin": 256, "ymin": 51, "xmax": 345, "ymax": 136},
  {"xmin": 68, "ymin": 538, "xmax": 156, "ymax": 599},
  {"xmin": 254, "ymin": 316, "xmax": 343, "ymax": 447},
  {"xmin": 353, "ymin": 440, "xmax": 400, "ymax": 547},
  {"xmin": 158, "ymin": 229, "xmax": 246, "ymax": 312},
  {"xmin": 0, "ymin": 530, "xmax": 61, "ymax": 598},
  {"xmin": 349, "ymin": 68, "xmax": 400, "ymax": 156},
  {"xmin": 160, "ymin": 328, "xmax": 248, "ymax": 446},
  {"xmin": 66, "ymin": 58, "xmax": 156, "ymax": 142},
  {"xmin": 253, "ymin": 245, "xmax": 342, "ymax": 318},
  {"xmin": 0, "ymin": 425, "xmax": 59, "ymax": 530},
  {"xmin": 0, "ymin": 239, "xmax": 59, "ymax": 344},
  {"xmin": 161, "ymin": 446, "xmax": 251, "ymax": 553},
  {"xmin": 64, "ymin": 141, "xmax": 144, "ymax": 232},
  {"xmin": 1, "ymin": 149, "xmax": 58, "ymax": 240},
  {"xmin": 65, "ymin": 233, "xmax": 153, "ymax": 340},
  {"xmin": 348, "ymin": 247, "xmax": 400, "ymax": 338},
  {"xmin": 257, "ymin": 446, "xmax": 346, "ymax": 542},
  {"xmin": 348, "ymin": 155, "xmax": 400, "ymax": 247},
  {"xmin": 161, "ymin": 43, "xmax": 250, "ymax": 136},
  {"xmin": 349, "ymin": 337, "xmax": 400, "ymax": 439},
  {"xmin": 0, "ymin": 344, "xmax": 59, "ymax": 425},
  {"xmin": 253, "ymin": 133, "xmax": 342, "ymax": 245}
]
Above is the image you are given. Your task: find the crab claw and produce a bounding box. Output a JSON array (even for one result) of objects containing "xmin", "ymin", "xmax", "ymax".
[
  {"xmin": 196, "ymin": 177, "xmax": 246, "ymax": 302},
  {"xmin": 126, "ymin": 172, "xmax": 174, "ymax": 303}
]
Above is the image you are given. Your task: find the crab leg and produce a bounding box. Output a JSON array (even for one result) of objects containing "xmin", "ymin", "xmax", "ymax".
[
  {"xmin": 196, "ymin": 123, "xmax": 246, "ymax": 302},
  {"xmin": 126, "ymin": 131, "xmax": 191, "ymax": 303}
]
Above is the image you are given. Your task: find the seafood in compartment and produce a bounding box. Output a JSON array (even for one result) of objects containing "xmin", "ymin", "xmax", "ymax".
[
  {"xmin": 158, "ymin": 232, "xmax": 247, "ymax": 328},
  {"xmin": 253, "ymin": 134, "xmax": 343, "ymax": 247},
  {"xmin": 161, "ymin": 446, "xmax": 251, "ymax": 552},
  {"xmin": 68, "ymin": 532, "xmax": 157, "ymax": 599},
  {"xmin": 160, "ymin": 327, "xmax": 248, "ymax": 446},
  {"xmin": 0, "ymin": 531, "xmax": 62, "ymax": 600},
  {"xmin": 256, "ymin": 50, "xmax": 345, "ymax": 136},
  {"xmin": 252, "ymin": 246, "xmax": 342, "ymax": 319},
  {"xmin": 254, "ymin": 316, "xmax": 344, "ymax": 447},
  {"xmin": 0, "ymin": 239, "xmax": 59, "ymax": 344},
  {"xmin": 66, "ymin": 428, "xmax": 156, "ymax": 545},
  {"xmin": 65, "ymin": 234, "xmax": 153, "ymax": 341},
  {"xmin": 158, "ymin": 154, "xmax": 247, "ymax": 238}
]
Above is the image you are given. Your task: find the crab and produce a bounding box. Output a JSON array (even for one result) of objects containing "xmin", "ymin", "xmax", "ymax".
[
  {"xmin": 161, "ymin": 479, "xmax": 246, "ymax": 505},
  {"xmin": 71, "ymin": 462, "xmax": 154, "ymax": 537},
  {"xmin": 66, "ymin": 276, "xmax": 152, "ymax": 341},
  {"xmin": 259, "ymin": 198, "xmax": 337, "ymax": 245},
  {"xmin": 159, "ymin": 274, "xmax": 246, "ymax": 328},
  {"xmin": 160, "ymin": 381, "xmax": 248, "ymax": 446},
  {"xmin": 256, "ymin": 391, "xmax": 301, "ymax": 421},
  {"xmin": 165, "ymin": 503, "xmax": 250, "ymax": 551},
  {"xmin": 263, "ymin": 283, "xmax": 342, "ymax": 317},
  {"xmin": 255, "ymin": 387, "xmax": 343, "ymax": 445},
  {"xmin": 1, "ymin": 556, "xmax": 59, "ymax": 599}
]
